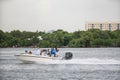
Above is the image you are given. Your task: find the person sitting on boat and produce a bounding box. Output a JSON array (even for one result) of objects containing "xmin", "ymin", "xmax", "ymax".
[
  {"xmin": 25, "ymin": 49, "xmax": 28, "ymax": 53},
  {"xmin": 50, "ymin": 48, "xmax": 56, "ymax": 57},
  {"xmin": 28, "ymin": 51, "xmax": 32, "ymax": 54},
  {"xmin": 33, "ymin": 48, "xmax": 41, "ymax": 55},
  {"xmin": 47, "ymin": 49, "xmax": 51, "ymax": 56},
  {"xmin": 55, "ymin": 48, "xmax": 59, "ymax": 57},
  {"xmin": 56, "ymin": 49, "xmax": 59, "ymax": 57},
  {"xmin": 40, "ymin": 49, "xmax": 47, "ymax": 56},
  {"xmin": 27, "ymin": 48, "xmax": 41, "ymax": 55}
]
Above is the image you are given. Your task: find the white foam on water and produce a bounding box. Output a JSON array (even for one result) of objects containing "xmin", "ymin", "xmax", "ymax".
[
  {"xmin": 1, "ymin": 58, "xmax": 120, "ymax": 70},
  {"xmin": 38, "ymin": 58, "xmax": 120, "ymax": 64}
]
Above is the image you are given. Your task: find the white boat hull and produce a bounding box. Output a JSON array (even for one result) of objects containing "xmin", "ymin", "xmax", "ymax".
[{"xmin": 15, "ymin": 54, "xmax": 63, "ymax": 64}]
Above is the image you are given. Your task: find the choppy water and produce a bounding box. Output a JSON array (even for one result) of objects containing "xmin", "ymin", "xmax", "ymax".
[{"xmin": 0, "ymin": 48, "xmax": 120, "ymax": 80}]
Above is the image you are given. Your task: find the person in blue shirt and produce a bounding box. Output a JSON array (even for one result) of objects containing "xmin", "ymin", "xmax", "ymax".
[{"xmin": 50, "ymin": 48, "xmax": 56, "ymax": 57}]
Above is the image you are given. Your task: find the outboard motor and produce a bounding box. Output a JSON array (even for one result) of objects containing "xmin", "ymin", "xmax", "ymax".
[{"xmin": 64, "ymin": 52, "xmax": 73, "ymax": 60}]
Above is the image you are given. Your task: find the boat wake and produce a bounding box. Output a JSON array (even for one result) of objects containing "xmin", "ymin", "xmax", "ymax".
[{"xmin": 37, "ymin": 58, "xmax": 120, "ymax": 64}]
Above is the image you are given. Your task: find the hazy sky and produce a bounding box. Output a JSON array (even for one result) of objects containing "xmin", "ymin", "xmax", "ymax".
[{"xmin": 0, "ymin": 0, "xmax": 120, "ymax": 32}]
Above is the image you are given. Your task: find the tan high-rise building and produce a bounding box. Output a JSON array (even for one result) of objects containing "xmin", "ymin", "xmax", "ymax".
[{"xmin": 86, "ymin": 22, "xmax": 120, "ymax": 31}]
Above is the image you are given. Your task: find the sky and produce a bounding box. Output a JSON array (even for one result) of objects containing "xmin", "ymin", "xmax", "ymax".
[{"xmin": 0, "ymin": 0, "xmax": 120, "ymax": 32}]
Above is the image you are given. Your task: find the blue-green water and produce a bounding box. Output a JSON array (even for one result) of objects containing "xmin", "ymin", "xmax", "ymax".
[{"xmin": 0, "ymin": 48, "xmax": 120, "ymax": 80}]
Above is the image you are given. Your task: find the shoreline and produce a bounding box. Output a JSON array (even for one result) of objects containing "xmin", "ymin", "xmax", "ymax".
[{"xmin": 0, "ymin": 47, "xmax": 120, "ymax": 48}]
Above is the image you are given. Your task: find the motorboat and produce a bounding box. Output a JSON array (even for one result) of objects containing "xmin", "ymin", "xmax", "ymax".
[{"xmin": 15, "ymin": 52, "xmax": 73, "ymax": 64}]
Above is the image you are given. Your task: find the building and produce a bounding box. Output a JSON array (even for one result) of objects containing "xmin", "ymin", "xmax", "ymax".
[{"xmin": 86, "ymin": 22, "xmax": 120, "ymax": 31}]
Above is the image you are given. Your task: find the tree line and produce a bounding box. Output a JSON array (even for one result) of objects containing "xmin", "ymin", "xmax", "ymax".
[{"xmin": 0, "ymin": 29, "xmax": 120, "ymax": 48}]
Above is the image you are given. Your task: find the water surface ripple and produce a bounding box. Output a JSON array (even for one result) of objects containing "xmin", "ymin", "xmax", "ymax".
[{"xmin": 0, "ymin": 48, "xmax": 120, "ymax": 80}]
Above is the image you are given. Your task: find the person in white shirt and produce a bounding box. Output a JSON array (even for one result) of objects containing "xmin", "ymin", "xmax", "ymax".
[
  {"xmin": 33, "ymin": 48, "xmax": 41, "ymax": 55},
  {"xmin": 55, "ymin": 48, "xmax": 59, "ymax": 57}
]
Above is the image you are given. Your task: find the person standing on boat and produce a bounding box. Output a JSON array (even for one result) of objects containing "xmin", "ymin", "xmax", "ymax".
[{"xmin": 50, "ymin": 48, "xmax": 56, "ymax": 57}]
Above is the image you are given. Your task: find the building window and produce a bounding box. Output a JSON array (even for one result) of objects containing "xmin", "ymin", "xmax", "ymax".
[
  {"xmin": 109, "ymin": 24, "xmax": 112, "ymax": 31},
  {"xmin": 92, "ymin": 24, "xmax": 94, "ymax": 29},
  {"xmin": 100, "ymin": 24, "xmax": 102, "ymax": 30},
  {"xmin": 117, "ymin": 24, "xmax": 120, "ymax": 30}
]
